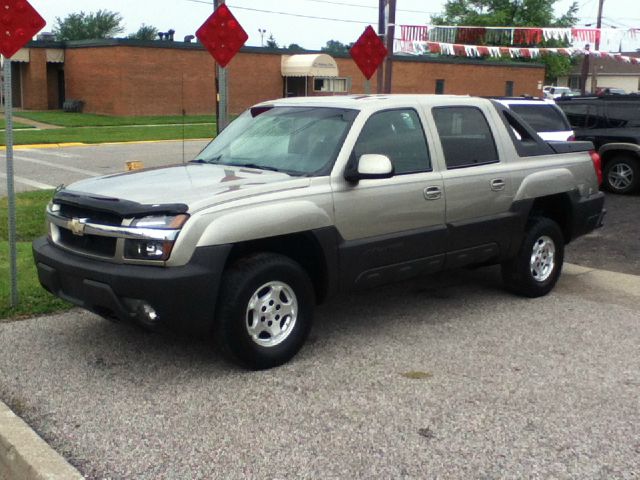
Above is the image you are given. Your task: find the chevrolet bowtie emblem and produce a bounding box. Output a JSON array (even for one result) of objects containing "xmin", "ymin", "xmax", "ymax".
[{"xmin": 67, "ymin": 218, "xmax": 87, "ymax": 236}]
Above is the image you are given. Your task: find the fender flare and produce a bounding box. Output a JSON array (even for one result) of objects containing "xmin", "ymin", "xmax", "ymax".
[{"xmin": 513, "ymin": 168, "xmax": 576, "ymax": 202}]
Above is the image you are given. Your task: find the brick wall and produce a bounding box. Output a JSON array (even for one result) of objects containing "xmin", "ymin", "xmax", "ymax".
[
  {"xmin": 21, "ymin": 48, "xmax": 48, "ymax": 110},
  {"xmin": 25, "ymin": 42, "xmax": 545, "ymax": 116}
]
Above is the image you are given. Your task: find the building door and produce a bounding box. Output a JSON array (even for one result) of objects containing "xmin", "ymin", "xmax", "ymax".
[{"xmin": 284, "ymin": 77, "xmax": 307, "ymax": 97}]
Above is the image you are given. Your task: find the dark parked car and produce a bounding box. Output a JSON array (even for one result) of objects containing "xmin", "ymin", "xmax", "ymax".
[{"xmin": 557, "ymin": 95, "xmax": 640, "ymax": 194}]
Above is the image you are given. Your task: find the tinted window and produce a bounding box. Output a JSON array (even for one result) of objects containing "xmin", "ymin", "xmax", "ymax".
[
  {"xmin": 353, "ymin": 109, "xmax": 431, "ymax": 174},
  {"xmin": 558, "ymin": 103, "xmax": 607, "ymax": 129},
  {"xmin": 509, "ymin": 104, "xmax": 570, "ymax": 132},
  {"xmin": 606, "ymin": 103, "xmax": 640, "ymax": 127},
  {"xmin": 432, "ymin": 107, "xmax": 499, "ymax": 168}
]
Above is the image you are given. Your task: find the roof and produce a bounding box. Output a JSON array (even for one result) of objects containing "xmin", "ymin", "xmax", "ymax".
[
  {"xmin": 569, "ymin": 54, "xmax": 640, "ymax": 76},
  {"xmin": 255, "ymin": 94, "xmax": 488, "ymax": 111},
  {"xmin": 281, "ymin": 54, "xmax": 338, "ymax": 77}
]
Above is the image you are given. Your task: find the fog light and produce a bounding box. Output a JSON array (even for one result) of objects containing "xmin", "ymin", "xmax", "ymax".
[{"xmin": 140, "ymin": 303, "xmax": 158, "ymax": 322}]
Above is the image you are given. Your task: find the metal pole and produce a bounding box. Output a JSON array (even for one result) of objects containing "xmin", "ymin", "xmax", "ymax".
[
  {"xmin": 590, "ymin": 0, "xmax": 605, "ymax": 94},
  {"xmin": 3, "ymin": 56, "xmax": 18, "ymax": 307},
  {"xmin": 383, "ymin": 0, "xmax": 396, "ymax": 94},
  {"xmin": 364, "ymin": 79, "xmax": 371, "ymax": 94},
  {"xmin": 376, "ymin": 0, "xmax": 385, "ymax": 93},
  {"xmin": 214, "ymin": 0, "xmax": 229, "ymax": 131}
]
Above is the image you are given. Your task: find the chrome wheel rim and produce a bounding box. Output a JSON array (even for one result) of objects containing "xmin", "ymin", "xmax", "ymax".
[
  {"xmin": 245, "ymin": 281, "xmax": 298, "ymax": 347},
  {"xmin": 608, "ymin": 163, "xmax": 634, "ymax": 191},
  {"xmin": 530, "ymin": 235, "xmax": 555, "ymax": 282}
]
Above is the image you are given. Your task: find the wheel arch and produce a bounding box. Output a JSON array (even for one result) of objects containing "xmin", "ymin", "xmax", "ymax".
[
  {"xmin": 599, "ymin": 144, "xmax": 640, "ymax": 166},
  {"xmin": 224, "ymin": 229, "xmax": 339, "ymax": 305},
  {"xmin": 528, "ymin": 192, "xmax": 575, "ymax": 244}
]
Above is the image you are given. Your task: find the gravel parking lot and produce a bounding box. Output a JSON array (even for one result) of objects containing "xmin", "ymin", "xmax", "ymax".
[{"xmin": 1, "ymin": 266, "xmax": 638, "ymax": 479}]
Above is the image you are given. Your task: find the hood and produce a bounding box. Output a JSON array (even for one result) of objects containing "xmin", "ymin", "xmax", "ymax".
[{"xmin": 62, "ymin": 163, "xmax": 310, "ymax": 213}]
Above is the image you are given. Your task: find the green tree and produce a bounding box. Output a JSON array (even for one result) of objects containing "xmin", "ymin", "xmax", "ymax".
[
  {"xmin": 53, "ymin": 10, "xmax": 124, "ymax": 41},
  {"xmin": 286, "ymin": 43, "xmax": 306, "ymax": 52},
  {"xmin": 128, "ymin": 24, "xmax": 159, "ymax": 41},
  {"xmin": 266, "ymin": 33, "xmax": 278, "ymax": 49},
  {"xmin": 320, "ymin": 39, "xmax": 354, "ymax": 55},
  {"xmin": 431, "ymin": 0, "xmax": 579, "ymax": 82}
]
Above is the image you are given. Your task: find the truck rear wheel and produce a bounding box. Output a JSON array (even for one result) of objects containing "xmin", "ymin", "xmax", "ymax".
[
  {"xmin": 502, "ymin": 217, "xmax": 564, "ymax": 298},
  {"xmin": 603, "ymin": 155, "xmax": 639, "ymax": 194},
  {"xmin": 214, "ymin": 253, "xmax": 315, "ymax": 370}
]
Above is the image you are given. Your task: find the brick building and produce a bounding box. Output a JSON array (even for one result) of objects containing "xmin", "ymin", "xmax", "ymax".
[{"xmin": 10, "ymin": 39, "xmax": 545, "ymax": 116}]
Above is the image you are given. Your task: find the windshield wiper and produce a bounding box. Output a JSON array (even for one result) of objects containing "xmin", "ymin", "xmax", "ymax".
[
  {"xmin": 190, "ymin": 155, "xmax": 222, "ymax": 164},
  {"xmin": 226, "ymin": 162, "xmax": 283, "ymax": 173}
]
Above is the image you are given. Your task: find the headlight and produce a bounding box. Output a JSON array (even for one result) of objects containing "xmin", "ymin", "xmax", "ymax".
[
  {"xmin": 129, "ymin": 214, "xmax": 189, "ymax": 229},
  {"xmin": 124, "ymin": 214, "xmax": 189, "ymax": 261}
]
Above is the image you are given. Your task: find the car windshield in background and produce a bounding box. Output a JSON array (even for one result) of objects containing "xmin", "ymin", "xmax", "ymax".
[
  {"xmin": 509, "ymin": 105, "xmax": 571, "ymax": 132},
  {"xmin": 195, "ymin": 106, "xmax": 357, "ymax": 176}
]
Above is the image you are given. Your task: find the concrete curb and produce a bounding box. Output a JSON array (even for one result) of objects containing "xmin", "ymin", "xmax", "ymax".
[{"xmin": 0, "ymin": 401, "xmax": 83, "ymax": 479}]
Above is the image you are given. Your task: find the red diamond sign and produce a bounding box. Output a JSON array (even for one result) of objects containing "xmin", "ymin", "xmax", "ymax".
[
  {"xmin": 350, "ymin": 25, "xmax": 388, "ymax": 80},
  {"xmin": 0, "ymin": 0, "xmax": 46, "ymax": 59},
  {"xmin": 196, "ymin": 4, "xmax": 248, "ymax": 68}
]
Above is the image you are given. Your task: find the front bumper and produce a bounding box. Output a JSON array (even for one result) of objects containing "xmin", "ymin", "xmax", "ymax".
[{"xmin": 33, "ymin": 237, "xmax": 231, "ymax": 334}]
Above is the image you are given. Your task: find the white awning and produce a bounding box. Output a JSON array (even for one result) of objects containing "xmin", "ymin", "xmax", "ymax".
[
  {"xmin": 10, "ymin": 48, "xmax": 30, "ymax": 62},
  {"xmin": 281, "ymin": 54, "xmax": 338, "ymax": 77},
  {"xmin": 46, "ymin": 49, "xmax": 64, "ymax": 63}
]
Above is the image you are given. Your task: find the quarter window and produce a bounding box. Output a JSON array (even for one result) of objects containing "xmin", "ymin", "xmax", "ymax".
[
  {"xmin": 432, "ymin": 107, "xmax": 499, "ymax": 169},
  {"xmin": 353, "ymin": 109, "xmax": 431, "ymax": 174}
]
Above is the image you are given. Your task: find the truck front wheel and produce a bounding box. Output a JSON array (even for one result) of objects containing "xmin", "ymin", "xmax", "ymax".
[
  {"xmin": 502, "ymin": 217, "xmax": 564, "ymax": 298},
  {"xmin": 214, "ymin": 253, "xmax": 315, "ymax": 370}
]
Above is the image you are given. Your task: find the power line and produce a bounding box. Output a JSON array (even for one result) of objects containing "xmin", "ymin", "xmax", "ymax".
[
  {"xmin": 184, "ymin": 0, "xmax": 375, "ymax": 24},
  {"xmin": 299, "ymin": 0, "xmax": 440, "ymax": 15}
]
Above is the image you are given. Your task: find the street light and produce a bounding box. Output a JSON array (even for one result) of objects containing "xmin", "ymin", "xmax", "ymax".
[{"xmin": 258, "ymin": 28, "xmax": 266, "ymax": 47}]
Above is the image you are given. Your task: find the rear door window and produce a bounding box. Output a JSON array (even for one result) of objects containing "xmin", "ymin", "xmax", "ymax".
[
  {"xmin": 509, "ymin": 104, "xmax": 570, "ymax": 132},
  {"xmin": 432, "ymin": 106, "xmax": 499, "ymax": 169},
  {"xmin": 559, "ymin": 103, "xmax": 607, "ymax": 129},
  {"xmin": 606, "ymin": 103, "xmax": 640, "ymax": 127}
]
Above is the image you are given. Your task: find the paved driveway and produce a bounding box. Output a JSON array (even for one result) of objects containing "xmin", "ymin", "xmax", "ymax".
[{"xmin": 1, "ymin": 266, "xmax": 638, "ymax": 479}]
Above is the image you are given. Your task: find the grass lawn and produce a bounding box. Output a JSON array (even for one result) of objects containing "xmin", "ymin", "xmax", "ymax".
[
  {"xmin": 1, "ymin": 190, "xmax": 71, "ymax": 321},
  {"xmin": 14, "ymin": 111, "xmax": 216, "ymax": 127},
  {"xmin": 1, "ymin": 123, "xmax": 216, "ymax": 146}
]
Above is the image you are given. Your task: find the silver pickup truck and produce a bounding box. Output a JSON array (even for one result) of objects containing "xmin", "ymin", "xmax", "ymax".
[{"xmin": 33, "ymin": 95, "xmax": 605, "ymax": 369}]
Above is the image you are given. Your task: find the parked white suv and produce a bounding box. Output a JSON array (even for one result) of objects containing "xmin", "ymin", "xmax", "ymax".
[{"xmin": 496, "ymin": 97, "xmax": 574, "ymax": 142}]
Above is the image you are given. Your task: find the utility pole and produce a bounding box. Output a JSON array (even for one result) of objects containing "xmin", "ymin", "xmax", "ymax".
[
  {"xmin": 383, "ymin": 0, "xmax": 396, "ymax": 94},
  {"xmin": 376, "ymin": 0, "xmax": 385, "ymax": 93},
  {"xmin": 590, "ymin": 0, "xmax": 605, "ymax": 93}
]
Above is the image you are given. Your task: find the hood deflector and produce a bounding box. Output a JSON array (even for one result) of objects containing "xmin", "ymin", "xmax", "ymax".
[{"xmin": 53, "ymin": 190, "xmax": 188, "ymax": 217}]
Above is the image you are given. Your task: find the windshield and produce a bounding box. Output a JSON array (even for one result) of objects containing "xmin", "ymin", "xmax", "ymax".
[
  {"xmin": 510, "ymin": 104, "xmax": 571, "ymax": 132},
  {"xmin": 195, "ymin": 106, "xmax": 357, "ymax": 176}
]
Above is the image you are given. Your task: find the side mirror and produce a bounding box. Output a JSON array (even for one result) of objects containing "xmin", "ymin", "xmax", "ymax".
[{"xmin": 344, "ymin": 154, "xmax": 394, "ymax": 182}]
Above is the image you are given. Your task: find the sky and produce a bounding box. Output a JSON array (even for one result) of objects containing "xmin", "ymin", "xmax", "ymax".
[{"xmin": 29, "ymin": 0, "xmax": 640, "ymax": 51}]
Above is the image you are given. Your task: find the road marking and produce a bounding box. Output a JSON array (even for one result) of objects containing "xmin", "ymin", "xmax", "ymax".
[
  {"xmin": 14, "ymin": 155, "xmax": 100, "ymax": 176},
  {"xmin": 19, "ymin": 149, "xmax": 81, "ymax": 158},
  {"xmin": 0, "ymin": 172, "xmax": 54, "ymax": 189}
]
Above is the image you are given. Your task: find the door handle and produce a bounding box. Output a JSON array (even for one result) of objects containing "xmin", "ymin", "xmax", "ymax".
[
  {"xmin": 491, "ymin": 178, "xmax": 506, "ymax": 191},
  {"xmin": 424, "ymin": 186, "xmax": 442, "ymax": 200}
]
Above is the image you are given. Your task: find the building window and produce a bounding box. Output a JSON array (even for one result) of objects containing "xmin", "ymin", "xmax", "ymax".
[
  {"xmin": 505, "ymin": 81, "xmax": 514, "ymax": 96},
  {"xmin": 569, "ymin": 76, "xmax": 581, "ymax": 89},
  {"xmin": 435, "ymin": 79, "xmax": 445, "ymax": 94},
  {"xmin": 313, "ymin": 77, "xmax": 349, "ymax": 93}
]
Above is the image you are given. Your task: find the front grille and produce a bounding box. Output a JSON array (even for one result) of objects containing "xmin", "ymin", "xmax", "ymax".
[
  {"xmin": 59, "ymin": 204, "xmax": 123, "ymax": 226},
  {"xmin": 58, "ymin": 228, "xmax": 117, "ymax": 257}
]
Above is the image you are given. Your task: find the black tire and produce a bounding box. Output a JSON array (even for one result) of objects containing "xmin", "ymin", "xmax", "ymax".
[
  {"xmin": 502, "ymin": 217, "xmax": 564, "ymax": 298},
  {"xmin": 214, "ymin": 253, "xmax": 315, "ymax": 370},
  {"xmin": 602, "ymin": 155, "xmax": 640, "ymax": 194}
]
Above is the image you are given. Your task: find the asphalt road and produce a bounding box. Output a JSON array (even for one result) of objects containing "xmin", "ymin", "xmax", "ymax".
[
  {"xmin": 0, "ymin": 266, "xmax": 638, "ymax": 479},
  {"xmin": 0, "ymin": 140, "xmax": 209, "ymax": 196},
  {"xmin": 566, "ymin": 191, "xmax": 640, "ymax": 276}
]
